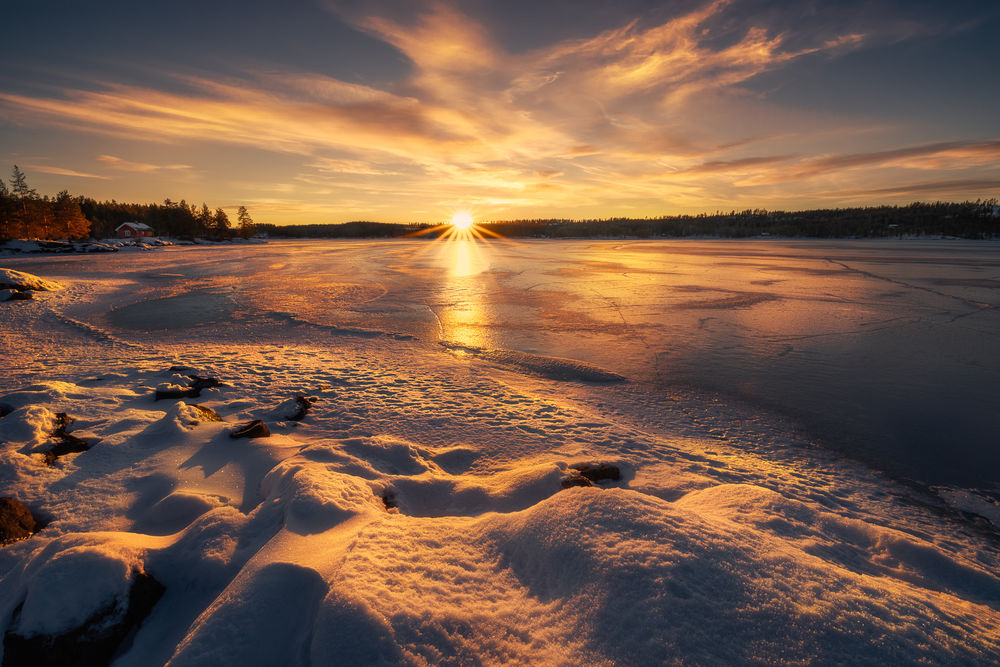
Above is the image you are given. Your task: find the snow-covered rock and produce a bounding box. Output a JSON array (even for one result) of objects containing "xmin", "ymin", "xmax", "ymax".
[{"xmin": 0, "ymin": 268, "xmax": 63, "ymax": 291}]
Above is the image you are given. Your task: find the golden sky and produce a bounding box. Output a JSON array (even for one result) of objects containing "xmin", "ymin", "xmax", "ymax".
[{"xmin": 2, "ymin": 0, "xmax": 998, "ymax": 224}]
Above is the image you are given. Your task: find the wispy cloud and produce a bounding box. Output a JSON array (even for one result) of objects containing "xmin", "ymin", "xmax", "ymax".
[
  {"xmin": 26, "ymin": 165, "xmax": 108, "ymax": 179},
  {"xmin": 97, "ymin": 155, "xmax": 191, "ymax": 172}
]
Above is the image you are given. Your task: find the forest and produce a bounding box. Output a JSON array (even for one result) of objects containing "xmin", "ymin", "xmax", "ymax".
[
  {"xmin": 1, "ymin": 164, "xmax": 997, "ymax": 241},
  {"xmin": 0, "ymin": 165, "xmax": 255, "ymax": 240},
  {"xmin": 264, "ymin": 201, "xmax": 1000, "ymax": 240}
]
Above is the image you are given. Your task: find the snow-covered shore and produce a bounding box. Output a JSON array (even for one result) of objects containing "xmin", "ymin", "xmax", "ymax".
[{"xmin": 2, "ymin": 244, "xmax": 999, "ymax": 664}]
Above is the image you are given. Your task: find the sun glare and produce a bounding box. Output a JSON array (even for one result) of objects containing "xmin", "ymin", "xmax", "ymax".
[{"xmin": 452, "ymin": 211, "xmax": 474, "ymax": 229}]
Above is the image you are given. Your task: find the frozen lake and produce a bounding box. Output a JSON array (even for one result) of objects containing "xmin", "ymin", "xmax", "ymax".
[
  {"xmin": 6, "ymin": 238, "xmax": 1000, "ymax": 485},
  {"xmin": 4, "ymin": 237, "xmax": 1000, "ymax": 664}
]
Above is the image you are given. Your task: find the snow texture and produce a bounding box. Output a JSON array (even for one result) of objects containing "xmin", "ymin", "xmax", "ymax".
[{"xmin": 0, "ymin": 240, "xmax": 998, "ymax": 665}]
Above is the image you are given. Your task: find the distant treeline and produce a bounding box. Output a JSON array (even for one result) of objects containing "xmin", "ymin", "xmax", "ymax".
[
  {"xmin": 2, "ymin": 163, "xmax": 998, "ymax": 241},
  {"xmin": 261, "ymin": 201, "xmax": 1000, "ymax": 240},
  {"xmin": 256, "ymin": 221, "xmax": 423, "ymax": 238},
  {"xmin": 491, "ymin": 202, "xmax": 1000, "ymax": 239},
  {"xmin": 0, "ymin": 165, "xmax": 256, "ymax": 240}
]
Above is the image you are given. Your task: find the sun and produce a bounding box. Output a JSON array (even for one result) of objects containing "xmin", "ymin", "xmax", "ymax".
[{"xmin": 452, "ymin": 211, "xmax": 474, "ymax": 230}]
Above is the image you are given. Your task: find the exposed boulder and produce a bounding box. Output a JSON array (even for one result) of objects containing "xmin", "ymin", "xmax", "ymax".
[
  {"xmin": 0, "ymin": 497, "xmax": 41, "ymax": 545},
  {"xmin": 560, "ymin": 476, "xmax": 594, "ymax": 489},
  {"xmin": 574, "ymin": 463, "xmax": 621, "ymax": 483},
  {"xmin": 190, "ymin": 404, "xmax": 223, "ymax": 422},
  {"xmin": 8, "ymin": 290, "xmax": 33, "ymax": 301},
  {"xmin": 0, "ymin": 268, "xmax": 63, "ymax": 292},
  {"xmin": 282, "ymin": 395, "xmax": 315, "ymax": 421},
  {"xmin": 2, "ymin": 571, "xmax": 165, "ymax": 667},
  {"xmin": 43, "ymin": 412, "xmax": 92, "ymax": 465},
  {"xmin": 230, "ymin": 420, "xmax": 270, "ymax": 439},
  {"xmin": 560, "ymin": 464, "xmax": 621, "ymax": 490},
  {"xmin": 154, "ymin": 374, "xmax": 223, "ymax": 401}
]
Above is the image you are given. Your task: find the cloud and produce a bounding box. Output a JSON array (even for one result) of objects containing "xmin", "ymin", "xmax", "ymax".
[
  {"xmin": 26, "ymin": 165, "xmax": 108, "ymax": 179},
  {"xmin": 1, "ymin": 0, "xmax": 993, "ymax": 220},
  {"xmin": 841, "ymin": 178, "xmax": 1000, "ymax": 198},
  {"xmin": 97, "ymin": 155, "xmax": 191, "ymax": 172}
]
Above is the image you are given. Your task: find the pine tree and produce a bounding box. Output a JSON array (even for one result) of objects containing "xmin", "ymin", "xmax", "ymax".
[
  {"xmin": 237, "ymin": 205, "xmax": 254, "ymax": 237},
  {"xmin": 197, "ymin": 203, "xmax": 213, "ymax": 235},
  {"xmin": 53, "ymin": 191, "xmax": 91, "ymax": 239},
  {"xmin": 8, "ymin": 165, "xmax": 40, "ymax": 237},
  {"xmin": 213, "ymin": 207, "xmax": 231, "ymax": 238}
]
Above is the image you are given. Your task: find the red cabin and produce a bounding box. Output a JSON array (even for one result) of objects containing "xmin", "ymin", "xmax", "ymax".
[{"xmin": 115, "ymin": 222, "xmax": 154, "ymax": 239}]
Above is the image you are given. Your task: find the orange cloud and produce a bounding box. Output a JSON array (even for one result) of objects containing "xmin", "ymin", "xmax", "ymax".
[
  {"xmin": 97, "ymin": 155, "xmax": 191, "ymax": 172},
  {"xmin": 26, "ymin": 165, "xmax": 108, "ymax": 179}
]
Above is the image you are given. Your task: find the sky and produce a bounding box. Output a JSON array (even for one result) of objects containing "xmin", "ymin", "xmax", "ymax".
[{"xmin": 2, "ymin": 0, "xmax": 999, "ymax": 224}]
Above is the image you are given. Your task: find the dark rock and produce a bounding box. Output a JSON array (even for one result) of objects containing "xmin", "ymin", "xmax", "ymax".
[
  {"xmin": 190, "ymin": 404, "xmax": 223, "ymax": 422},
  {"xmin": 381, "ymin": 490, "xmax": 398, "ymax": 510},
  {"xmin": 0, "ymin": 497, "xmax": 40, "ymax": 545},
  {"xmin": 154, "ymin": 375, "xmax": 222, "ymax": 401},
  {"xmin": 168, "ymin": 365, "xmax": 193, "ymax": 372},
  {"xmin": 2, "ymin": 571, "xmax": 165, "ymax": 667},
  {"xmin": 574, "ymin": 463, "xmax": 620, "ymax": 483},
  {"xmin": 286, "ymin": 395, "xmax": 314, "ymax": 421},
  {"xmin": 154, "ymin": 387, "xmax": 197, "ymax": 401},
  {"xmin": 43, "ymin": 413, "xmax": 92, "ymax": 465},
  {"xmin": 43, "ymin": 437, "xmax": 90, "ymax": 465},
  {"xmin": 560, "ymin": 476, "xmax": 594, "ymax": 489},
  {"xmin": 230, "ymin": 420, "xmax": 270, "ymax": 439},
  {"xmin": 9, "ymin": 291, "xmax": 33, "ymax": 301},
  {"xmin": 188, "ymin": 375, "xmax": 221, "ymax": 392}
]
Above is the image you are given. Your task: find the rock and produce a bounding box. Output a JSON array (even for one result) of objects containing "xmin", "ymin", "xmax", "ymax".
[
  {"xmin": 154, "ymin": 375, "xmax": 222, "ymax": 401},
  {"xmin": 230, "ymin": 420, "xmax": 270, "ymax": 439},
  {"xmin": 8, "ymin": 290, "xmax": 33, "ymax": 301},
  {"xmin": 2, "ymin": 571, "xmax": 164, "ymax": 667},
  {"xmin": 0, "ymin": 289, "xmax": 15, "ymax": 302},
  {"xmin": 381, "ymin": 489, "xmax": 398, "ymax": 511},
  {"xmin": 188, "ymin": 375, "xmax": 221, "ymax": 393},
  {"xmin": 43, "ymin": 412, "xmax": 92, "ymax": 464},
  {"xmin": 190, "ymin": 404, "xmax": 223, "ymax": 422},
  {"xmin": 154, "ymin": 386, "xmax": 196, "ymax": 400},
  {"xmin": 560, "ymin": 476, "xmax": 594, "ymax": 489},
  {"xmin": 574, "ymin": 463, "xmax": 620, "ymax": 483},
  {"xmin": 0, "ymin": 268, "xmax": 63, "ymax": 291},
  {"xmin": 0, "ymin": 497, "xmax": 40, "ymax": 545},
  {"xmin": 286, "ymin": 395, "xmax": 314, "ymax": 421}
]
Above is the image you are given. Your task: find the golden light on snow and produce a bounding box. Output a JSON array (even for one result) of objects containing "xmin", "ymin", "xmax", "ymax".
[{"xmin": 452, "ymin": 211, "xmax": 474, "ymax": 230}]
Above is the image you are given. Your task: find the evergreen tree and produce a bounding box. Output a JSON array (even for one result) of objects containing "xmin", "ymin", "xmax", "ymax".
[
  {"xmin": 7, "ymin": 165, "xmax": 39, "ymax": 237},
  {"xmin": 213, "ymin": 207, "xmax": 231, "ymax": 238},
  {"xmin": 53, "ymin": 191, "xmax": 91, "ymax": 239},
  {"xmin": 237, "ymin": 205, "xmax": 254, "ymax": 237},
  {"xmin": 197, "ymin": 203, "xmax": 213, "ymax": 235}
]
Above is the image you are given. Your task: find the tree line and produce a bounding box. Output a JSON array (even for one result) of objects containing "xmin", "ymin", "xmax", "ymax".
[
  {"xmin": 0, "ymin": 165, "xmax": 256, "ymax": 241},
  {"xmin": 2, "ymin": 164, "xmax": 997, "ymax": 241},
  {"xmin": 252, "ymin": 200, "xmax": 1000, "ymax": 240}
]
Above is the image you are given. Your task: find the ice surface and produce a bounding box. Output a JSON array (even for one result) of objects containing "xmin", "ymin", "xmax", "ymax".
[{"xmin": 1, "ymin": 240, "xmax": 998, "ymax": 664}]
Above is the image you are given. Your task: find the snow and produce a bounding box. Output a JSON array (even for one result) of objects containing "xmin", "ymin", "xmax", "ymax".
[
  {"xmin": 0, "ymin": 240, "xmax": 998, "ymax": 664},
  {"xmin": 0, "ymin": 268, "xmax": 63, "ymax": 291},
  {"xmin": 14, "ymin": 542, "xmax": 141, "ymax": 637}
]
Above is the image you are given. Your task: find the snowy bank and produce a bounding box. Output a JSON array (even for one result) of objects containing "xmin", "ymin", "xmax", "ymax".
[{"xmin": 0, "ymin": 360, "xmax": 997, "ymax": 665}]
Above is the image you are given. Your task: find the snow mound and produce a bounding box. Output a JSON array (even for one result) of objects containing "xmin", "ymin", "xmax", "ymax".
[
  {"xmin": 14, "ymin": 541, "xmax": 142, "ymax": 637},
  {"xmin": 259, "ymin": 461, "xmax": 386, "ymax": 533},
  {"xmin": 0, "ymin": 268, "xmax": 63, "ymax": 291},
  {"xmin": 0, "ymin": 405, "xmax": 58, "ymax": 448},
  {"xmin": 169, "ymin": 562, "xmax": 326, "ymax": 666}
]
